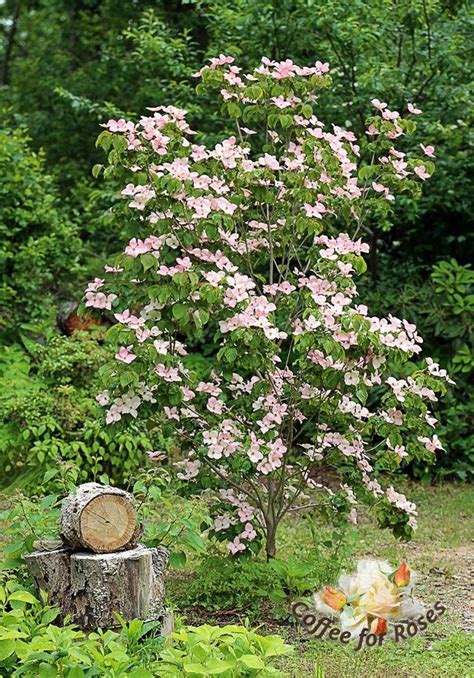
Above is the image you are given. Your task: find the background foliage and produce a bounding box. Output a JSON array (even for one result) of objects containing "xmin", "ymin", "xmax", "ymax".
[{"xmin": 0, "ymin": 0, "xmax": 472, "ymax": 488}]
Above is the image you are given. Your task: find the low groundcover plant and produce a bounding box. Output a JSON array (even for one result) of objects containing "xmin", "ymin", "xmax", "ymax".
[{"xmin": 88, "ymin": 55, "xmax": 452, "ymax": 559}]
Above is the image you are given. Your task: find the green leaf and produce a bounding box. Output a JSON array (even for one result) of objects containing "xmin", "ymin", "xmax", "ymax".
[
  {"xmin": 0, "ymin": 639, "xmax": 16, "ymax": 661},
  {"xmin": 358, "ymin": 165, "xmax": 376, "ymax": 181},
  {"xmin": 172, "ymin": 303, "xmax": 187, "ymax": 321},
  {"xmin": 205, "ymin": 658, "xmax": 236, "ymax": 673},
  {"xmin": 67, "ymin": 669, "xmax": 86, "ymax": 678},
  {"xmin": 239, "ymin": 654, "xmax": 265, "ymax": 669},
  {"xmin": 38, "ymin": 665, "xmax": 58, "ymax": 678},
  {"xmin": 9, "ymin": 590, "xmax": 38, "ymax": 604},
  {"xmin": 169, "ymin": 550, "xmax": 187, "ymax": 569},
  {"xmin": 227, "ymin": 102, "xmax": 241, "ymax": 118},
  {"xmin": 279, "ymin": 114, "xmax": 293, "ymax": 129},
  {"xmin": 199, "ymin": 309, "xmax": 210, "ymax": 325},
  {"xmin": 353, "ymin": 256, "xmax": 367, "ymax": 274},
  {"xmin": 246, "ymin": 85, "xmax": 263, "ymax": 100},
  {"xmin": 141, "ymin": 252, "xmax": 157, "ymax": 271},
  {"xmin": 91, "ymin": 163, "xmax": 103, "ymax": 178},
  {"xmin": 183, "ymin": 663, "xmax": 209, "ymax": 674}
]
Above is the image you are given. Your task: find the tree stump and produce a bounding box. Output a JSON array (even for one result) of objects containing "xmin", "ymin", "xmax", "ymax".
[
  {"xmin": 60, "ymin": 482, "xmax": 138, "ymax": 553},
  {"xmin": 25, "ymin": 544, "xmax": 171, "ymax": 630}
]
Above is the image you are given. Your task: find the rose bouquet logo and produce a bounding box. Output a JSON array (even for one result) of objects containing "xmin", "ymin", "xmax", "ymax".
[{"xmin": 292, "ymin": 559, "xmax": 445, "ymax": 649}]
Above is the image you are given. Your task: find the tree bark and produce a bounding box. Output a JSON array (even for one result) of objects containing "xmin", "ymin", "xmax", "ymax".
[
  {"xmin": 25, "ymin": 544, "xmax": 170, "ymax": 630},
  {"xmin": 369, "ymin": 229, "xmax": 379, "ymax": 282},
  {"xmin": 60, "ymin": 482, "xmax": 138, "ymax": 553},
  {"xmin": 2, "ymin": 2, "xmax": 20, "ymax": 86},
  {"xmin": 265, "ymin": 521, "xmax": 277, "ymax": 560}
]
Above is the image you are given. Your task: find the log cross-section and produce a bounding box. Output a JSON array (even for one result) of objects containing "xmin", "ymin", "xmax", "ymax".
[{"xmin": 60, "ymin": 482, "xmax": 137, "ymax": 553}]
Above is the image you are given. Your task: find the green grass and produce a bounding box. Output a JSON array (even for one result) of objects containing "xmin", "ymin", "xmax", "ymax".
[{"xmin": 277, "ymin": 624, "xmax": 472, "ymax": 677}]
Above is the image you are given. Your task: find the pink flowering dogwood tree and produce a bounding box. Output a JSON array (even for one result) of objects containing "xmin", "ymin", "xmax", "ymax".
[{"xmin": 88, "ymin": 56, "xmax": 450, "ymax": 559}]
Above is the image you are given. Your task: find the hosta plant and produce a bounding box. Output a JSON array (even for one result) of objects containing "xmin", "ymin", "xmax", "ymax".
[{"xmin": 88, "ymin": 56, "xmax": 451, "ymax": 558}]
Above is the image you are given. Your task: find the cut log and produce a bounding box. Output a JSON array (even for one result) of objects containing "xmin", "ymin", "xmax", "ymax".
[
  {"xmin": 57, "ymin": 301, "xmax": 110, "ymax": 335},
  {"xmin": 25, "ymin": 544, "xmax": 170, "ymax": 630},
  {"xmin": 25, "ymin": 547, "xmax": 71, "ymax": 606},
  {"xmin": 60, "ymin": 482, "xmax": 137, "ymax": 553}
]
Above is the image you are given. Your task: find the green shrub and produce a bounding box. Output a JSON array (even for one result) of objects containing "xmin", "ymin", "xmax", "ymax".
[
  {"xmin": 0, "ymin": 574, "xmax": 292, "ymax": 677},
  {"xmin": 0, "ymin": 335, "xmax": 154, "ymax": 488},
  {"xmin": 176, "ymin": 556, "xmax": 280, "ymax": 621},
  {"xmin": 158, "ymin": 624, "xmax": 292, "ymax": 676},
  {"xmin": 0, "ymin": 128, "xmax": 82, "ymax": 337},
  {"xmin": 362, "ymin": 258, "xmax": 473, "ymax": 480},
  {"xmin": 174, "ymin": 530, "xmax": 354, "ymax": 622}
]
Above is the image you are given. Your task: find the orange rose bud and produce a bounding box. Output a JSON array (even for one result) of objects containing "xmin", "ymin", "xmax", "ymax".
[
  {"xmin": 393, "ymin": 561, "xmax": 410, "ymax": 587},
  {"xmin": 371, "ymin": 617, "xmax": 387, "ymax": 636},
  {"xmin": 322, "ymin": 586, "xmax": 347, "ymax": 611}
]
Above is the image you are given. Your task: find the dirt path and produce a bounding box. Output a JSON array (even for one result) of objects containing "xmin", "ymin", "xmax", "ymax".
[{"xmin": 402, "ymin": 542, "xmax": 474, "ymax": 633}]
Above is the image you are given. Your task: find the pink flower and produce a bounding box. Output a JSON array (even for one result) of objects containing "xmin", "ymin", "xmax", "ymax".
[
  {"xmin": 85, "ymin": 292, "xmax": 117, "ymax": 310},
  {"xmin": 414, "ymin": 165, "xmax": 431, "ymax": 180},
  {"xmin": 420, "ymin": 144, "xmax": 435, "ymax": 158},
  {"xmin": 304, "ymin": 202, "xmax": 326, "ymax": 218},
  {"xmin": 227, "ymin": 537, "xmax": 246, "ymax": 555},
  {"xmin": 372, "ymin": 181, "xmax": 395, "ymax": 201},
  {"xmin": 417, "ymin": 435, "xmax": 444, "ymax": 453},
  {"xmin": 241, "ymin": 523, "xmax": 257, "ymax": 541},
  {"xmin": 371, "ymin": 98, "xmax": 387, "ymax": 110},
  {"xmin": 207, "ymin": 397, "xmax": 224, "ymax": 415},
  {"xmin": 147, "ymin": 450, "xmax": 167, "ymax": 461},
  {"xmin": 408, "ymin": 102, "xmax": 422, "ymax": 115},
  {"xmin": 115, "ymin": 346, "xmax": 137, "ymax": 364},
  {"xmin": 382, "ymin": 108, "xmax": 399, "ymax": 120},
  {"xmin": 366, "ymin": 124, "xmax": 379, "ymax": 135},
  {"xmin": 96, "ymin": 390, "xmax": 110, "ymax": 406},
  {"xmin": 344, "ymin": 371, "xmax": 360, "ymax": 386},
  {"xmin": 176, "ymin": 459, "xmax": 201, "ymax": 480},
  {"xmin": 155, "ymin": 364, "xmax": 182, "ymax": 382},
  {"xmin": 124, "ymin": 238, "xmax": 151, "ymax": 257}
]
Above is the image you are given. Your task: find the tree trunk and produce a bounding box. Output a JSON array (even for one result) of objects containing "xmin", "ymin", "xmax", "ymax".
[
  {"xmin": 2, "ymin": 3, "xmax": 21, "ymax": 86},
  {"xmin": 60, "ymin": 482, "xmax": 138, "ymax": 553},
  {"xmin": 265, "ymin": 522, "xmax": 277, "ymax": 560},
  {"xmin": 25, "ymin": 544, "xmax": 171, "ymax": 631},
  {"xmin": 369, "ymin": 229, "xmax": 379, "ymax": 282}
]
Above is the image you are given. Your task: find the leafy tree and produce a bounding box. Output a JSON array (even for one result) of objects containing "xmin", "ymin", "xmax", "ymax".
[{"xmin": 89, "ymin": 57, "xmax": 450, "ymax": 558}]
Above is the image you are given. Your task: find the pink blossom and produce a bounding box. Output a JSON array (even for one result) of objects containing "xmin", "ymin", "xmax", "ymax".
[
  {"xmin": 147, "ymin": 450, "xmax": 167, "ymax": 461},
  {"xmin": 371, "ymin": 98, "xmax": 387, "ymax": 110},
  {"xmin": 366, "ymin": 124, "xmax": 379, "ymax": 135},
  {"xmin": 417, "ymin": 435, "xmax": 444, "ymax": 453},
  {"xmin": 85, "ymin": 291, "xmax": 117, "ymax": 310},
  {"xmin": 304, "ymin": 202, "xmax": 326, "ymax": 218},
  {"xmin": 414, "ymin": 165, "xmax": 431, "ymax": 180},
  {"xmin": 115, "ymin": 346, "xmax": 137, "ymax": 364},
  {"xmin": 227, "ymin": 537, "xmax": 246, "ymax": 554},
  {"xmin": 408, "ymin": 102, "xmax": 422, "ymax": 115},
  {"xmin": 241, "ymin": 523, "xmax": 257, "ymax": 541},
  {"xmin": 420, "ymin": 144, "xmax": 435, "ymax": 158},
  {"xmin": 176, "ymin": 459, "xmax": 201, "ymax": 480},
  {"xmin": 207, "ymin": 397, "xmax": 224, "ymax": 414},
  {"xmin": 96, "ymin": 390, "xmax": 110, "ymax": 406},
  {"xmin": 155, "ymin": 364, "xmax": 182, "ymax": 382}
]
